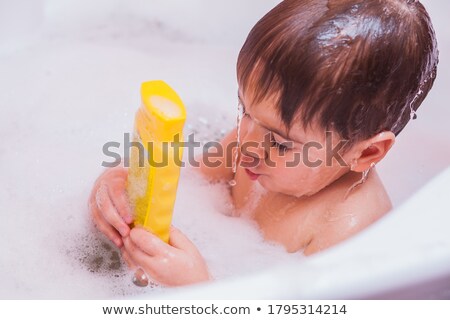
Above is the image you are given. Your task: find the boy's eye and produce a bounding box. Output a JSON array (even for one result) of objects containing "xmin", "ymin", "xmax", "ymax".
[
  {"xmin": 271, "ymin": 140, "xmax": 288, "ymax": 151},
  {"xmin": 238, "ymin": 101, "xmax": 250, "ymax": 120},
  {"xmin": 270, "ymin": 133, "xmax": 291, "ymax": 152},
  {"xmin": 238, "ymin": 99, "xmax": 247, "ymax": 115}
]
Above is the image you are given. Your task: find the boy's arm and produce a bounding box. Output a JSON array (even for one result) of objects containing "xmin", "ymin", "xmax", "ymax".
[{"xmin": 196, "ymin": 128, "xmax": 237, "ymax": 182}]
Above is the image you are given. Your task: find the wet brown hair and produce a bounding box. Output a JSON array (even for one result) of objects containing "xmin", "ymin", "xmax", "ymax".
[{"xmin": 237, "ymin": 0, "xmax": 439, "ymax": 144}]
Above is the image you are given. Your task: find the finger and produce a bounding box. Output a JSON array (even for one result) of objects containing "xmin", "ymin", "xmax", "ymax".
[
  {"xmin": 108, "ymin": 178, "xmax": 134, "ymax": 225},
  {"xmin": 110, "ymin": 166, "xmax": 128, "ymax": 179},
  {"xmin": 90, "ymin": 199, "xmax": 123, "ymax": 247},
  {"xmin": 96, "ymin": 183, "xmax": 130, "ymax": 237},
  {"xmin": 168, "ymin": 225, "xmax": 197, "ymax": 253},
  {"xmin": 101, "ymin": 166, "xmax": 128, "ymax": 180},
  {"xmin": 130, "ymin": 228, "xmax": 171, "ymax": 257},
  {"xmin": 121, "ymin": 247, "xmax": 138, "ymax": 270},
  {"xmin": 123, "ymin": 236, "xmax": 157, "ymax": 269}
]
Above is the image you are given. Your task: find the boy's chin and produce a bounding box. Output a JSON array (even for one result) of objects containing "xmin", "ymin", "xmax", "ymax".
[{"xmin": 255, "ymin": 176, "xmax": 274, "ymax": 192}]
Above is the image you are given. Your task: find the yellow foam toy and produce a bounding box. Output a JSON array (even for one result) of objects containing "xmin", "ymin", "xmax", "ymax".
[{"xmin": 127, "ymin": 80, "xmax": 186, "ymax": 243}]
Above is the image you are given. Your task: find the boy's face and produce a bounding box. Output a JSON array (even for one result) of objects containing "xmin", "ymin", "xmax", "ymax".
[{"xmin": 238, "ymin": 89, "xmax": 354, "ymax": 198}]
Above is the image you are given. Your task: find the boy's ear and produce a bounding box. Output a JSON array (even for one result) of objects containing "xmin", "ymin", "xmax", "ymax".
[{"xmin": 351, "ymin": 131, "xmax": 396, "ymax": 172}]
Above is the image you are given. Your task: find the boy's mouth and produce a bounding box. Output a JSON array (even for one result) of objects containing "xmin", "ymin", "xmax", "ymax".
[{"xmin": 245, "ymin": 168, "xmax": 260, "ymax": 181}]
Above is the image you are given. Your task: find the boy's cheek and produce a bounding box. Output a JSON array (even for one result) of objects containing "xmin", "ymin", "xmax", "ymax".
[
  {"xmin": 276, "ymin": 148, "xmax": 327, "ymax": 170},
  {"xmin": 273, "ymin": 165, "xmax": 328, "ymax": 192}
]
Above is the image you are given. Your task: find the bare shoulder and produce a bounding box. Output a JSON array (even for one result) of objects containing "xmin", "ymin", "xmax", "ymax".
[
  {"xmin": 196, "ymin": 128, "xmax": 237, "ymax": 182},
  {"xmin": 303, "ymin": 169, "xmax": 392, "ymax": 255}
]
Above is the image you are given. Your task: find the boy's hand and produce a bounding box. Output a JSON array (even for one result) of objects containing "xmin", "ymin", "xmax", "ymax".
[
  {"xmin": 89, "ymin": 167, "xmax": 134, "ymax": 248},
  {"xmin": 122, "ymin": 226, "xmax": 211, "ymax": 287}
]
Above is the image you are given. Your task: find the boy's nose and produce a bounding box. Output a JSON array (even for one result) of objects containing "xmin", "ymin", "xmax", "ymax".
[
  {"xmin": 240, "ymin": 122, "xmax": 267, "ymax": 165},
  {"xmin": 241, "ymin": 145, "xmax": 265, "ymax": 167}
]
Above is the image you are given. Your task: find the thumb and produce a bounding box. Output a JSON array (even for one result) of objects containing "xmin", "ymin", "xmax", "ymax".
[{"xmin": 169, "ymin": 226, "xmax": 198, "ymax": 253}]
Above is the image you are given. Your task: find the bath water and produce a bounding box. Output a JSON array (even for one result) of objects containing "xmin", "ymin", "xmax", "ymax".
[{"xmin": 228, "ymin": 99, "xmax": 245, "ymax": 187}]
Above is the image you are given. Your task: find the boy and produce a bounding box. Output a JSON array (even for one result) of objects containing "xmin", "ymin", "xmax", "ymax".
[{"xmin": 89, "ymin": 0, "xmax": 438, "ymax": 286}]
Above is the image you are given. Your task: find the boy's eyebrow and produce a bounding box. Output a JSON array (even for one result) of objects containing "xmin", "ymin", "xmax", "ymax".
[{"xmin": 238, "ymin": 93, "xmax": 303, "ymax": 143}]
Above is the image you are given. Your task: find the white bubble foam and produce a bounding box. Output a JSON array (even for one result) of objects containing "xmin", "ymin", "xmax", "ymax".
[{"xmin": 172, "ymin": 168, "xmax": 303, "ymax": 281}]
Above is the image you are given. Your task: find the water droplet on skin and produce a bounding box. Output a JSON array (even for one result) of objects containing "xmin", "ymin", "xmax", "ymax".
[
  {"xmin": 350, "ymin": 4, "xmax": 359, "ymax": 13},
  {"xmin": 409, "ymin": 88, "xmax": 423, "ymax": 121},
  {"xmin": 132, "ymin": 268, "xmax": 149, "ymax": 287},
  {"xmin": 344, "ymin": 167, "xmax": 372, "ymax": 200},
  {"xmin": 231, "ymin": 98, "xmax": 245, "ymax": 183},
  {"xmin": 325, "ymin": 210, "xmax": 356, "ymax": 223}
]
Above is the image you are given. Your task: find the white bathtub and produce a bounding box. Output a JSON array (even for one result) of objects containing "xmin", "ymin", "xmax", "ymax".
[{"xmin": 0, "ymin": 0, "xmax": 449, "ymax": 299}]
